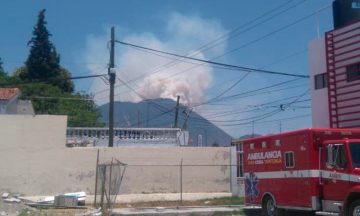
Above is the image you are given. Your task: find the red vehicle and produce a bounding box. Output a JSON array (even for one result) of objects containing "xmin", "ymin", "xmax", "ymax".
[{"xmin": 242, "ymin": 128, "xmax": 360, "ymax": 216}]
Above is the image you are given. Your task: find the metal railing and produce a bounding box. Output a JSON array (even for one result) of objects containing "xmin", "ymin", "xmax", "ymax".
[{"xmin": 66, "ymin": 127, "xmax": 188, "ymax": 147}]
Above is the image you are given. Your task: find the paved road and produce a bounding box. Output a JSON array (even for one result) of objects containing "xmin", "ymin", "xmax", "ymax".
[
  {"xmin": 112, "ymin": 206, "xmax": 314, "ymax": 216},
  {"xmin": 244, "ymin": 208, "xmax": 314, "ymax": 216}
]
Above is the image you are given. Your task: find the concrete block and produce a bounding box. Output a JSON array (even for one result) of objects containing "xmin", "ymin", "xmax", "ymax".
[{"xmin": 3, "ymin": 198, "xmax": 21, "ymax": 203}]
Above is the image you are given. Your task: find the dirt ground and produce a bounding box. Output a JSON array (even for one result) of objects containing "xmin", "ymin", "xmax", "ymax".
[
  {"xmin": 0, "ymin": 199, "xmax": 96, "ymax": 216},
  {"xmin": 0, "ymin": 199, "xmax": 33, "ymax": 216},
  {"xmin": 113, "ymin": 196, "xmax": 244, "ymax": 208}
]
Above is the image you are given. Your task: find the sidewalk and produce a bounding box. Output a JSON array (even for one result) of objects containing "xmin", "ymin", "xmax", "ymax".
[{"xmin": 111, "ymin": 205, "xmax": 248, "ymax": 216}]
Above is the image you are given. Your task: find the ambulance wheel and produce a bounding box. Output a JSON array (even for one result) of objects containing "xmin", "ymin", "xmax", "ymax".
[
  {"xmin": 262, "ymin": 196, "xmax": 284, "ymax": 216},
  {"xmin": 350, "ymin": 200, "xmax": 360, "ymax": 216}
]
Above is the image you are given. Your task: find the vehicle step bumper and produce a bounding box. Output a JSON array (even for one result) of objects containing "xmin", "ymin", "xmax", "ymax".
[{"xmin": 316, "ymin": 211, "xmax": 340, "ymax": 216}]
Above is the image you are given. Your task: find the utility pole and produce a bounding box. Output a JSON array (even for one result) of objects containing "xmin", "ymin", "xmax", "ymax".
[
  {"xmin": 108, "ymin": 26, "xmax": 115, "ymax": 147},
  {"xmin": 252, "ymin": 121, "xmax": 255, "ymax": 138},
  {"xmin": 137, "ymin": 111, "xmax": 140, "ymax": 128},
  {"xmin": 174, "ymin": 95, "xmax": 180, "ymax": 128},
  {"xmin": 279, "ymin": 121, "xmax": 282, "ymax": 133},
  {"xmin": 146, "ymin": 103, "xmax": 150, "ymax": 128},
  {"xmin": 197, "ymin": 127, "xmax": 207, "ymax": 147},
  {"xmin": 182, "ymin": 108, "xmax": 192, "ymax": 130}
]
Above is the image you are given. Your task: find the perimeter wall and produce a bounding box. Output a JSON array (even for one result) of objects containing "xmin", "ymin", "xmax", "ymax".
[{"xmin": 0, "ymin": 115, "xmax": 232, "ymax": 196}]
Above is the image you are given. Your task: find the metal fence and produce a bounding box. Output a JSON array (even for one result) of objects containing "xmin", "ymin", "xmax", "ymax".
[
  {"xmin": 94, "ymin": 159, "xmax": 127, "ymax": 210},
  {"xmin": 94, "ymin": 160, "xmax": 234, "ymax": 208}
]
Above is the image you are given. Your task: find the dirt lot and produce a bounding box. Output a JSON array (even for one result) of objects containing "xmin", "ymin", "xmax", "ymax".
[
  {"xmin": 113, "ymin": 196, "xmax": 244, "ymax": 209},
  {"xmin": 0, "ymin": 199, "xmax": 33, "ymax": 216},
  {"xmin": 0, "ymin": 196, "xmax": 311, "ymax": 216}
]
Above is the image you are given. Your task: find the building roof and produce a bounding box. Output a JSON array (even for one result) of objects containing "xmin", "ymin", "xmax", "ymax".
[{"xmin": 0, "ymin": 88, "xmax": 20, "ymax": 101}]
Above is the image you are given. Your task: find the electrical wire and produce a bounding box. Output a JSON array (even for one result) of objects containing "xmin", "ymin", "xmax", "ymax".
[
  {"xmin": 0, "ymin": 74, "xmax": 108, "ymax": 87},
  {"xmin": 115, "ymin": 40, "xmax": 310, "ymax": 78},
  {"xmin": 211, "ymin": 88, "xmax": 310, "ymax": 126},
  {"xmin": 92, "ymin": 0, "xmax": 313, "ymax": 97},
  {"xmin": 110, "ymin": 0, "xmax": 307, "ymax": 88},
  {"xmin": 27, "ymin": 96, "xmax": 96, "ymax": 101},
  {"xmin": 109, "ymin": 4, "xmax": 329, "ymax": 96}
]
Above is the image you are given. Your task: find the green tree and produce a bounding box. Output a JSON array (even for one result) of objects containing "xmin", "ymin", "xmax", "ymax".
[
  {"xmin": 18, "ymin": 82, "xmax": 104, "ymax": 127},
  {"xmin": 0, "ymin": 57, "xmax": 3, "ymax": 71},
  {"xmin": 0, "ymin": 57, "xmax": 6, "ymax": 76},
  {"xmin": 212, "ymin": 142, "xmax": 220, "ymax": 147},
  {"xmin": 0, "ymin": 9, "xmax": 103, "ymax": 127},
  {"xmin": 25, "ymin": 9, "xmax": 74, "ymax": 93},
  {"xmin": 0, "ymin": 59, "xmax": 18, "ymax": 84}
]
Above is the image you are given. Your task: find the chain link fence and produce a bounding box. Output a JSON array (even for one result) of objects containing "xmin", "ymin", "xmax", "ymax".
[
  {"xmin": 94, "ymin": 159, "xmax": 234, "ymax": 208},
  {"xmin": 94, "ymin": 159, "xmax": 127, "ymax": 211}
]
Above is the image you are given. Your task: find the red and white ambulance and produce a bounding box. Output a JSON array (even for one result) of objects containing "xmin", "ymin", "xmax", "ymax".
[{"xmin": 242, "ymin": 128, "xmax": 360, "ymax": 216}]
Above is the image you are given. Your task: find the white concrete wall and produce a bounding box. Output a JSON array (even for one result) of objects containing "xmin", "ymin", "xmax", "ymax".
[
  {"xmin": 6, "ymin": 98, "xmax": 18, "ymax": 115},
  {"xmin": 0, "ymin": 115, "xmax": 231, "ymax": 196},
  {"xmin": 230, "ymin": 147, "xmax": 244, "ymax": 197},
  {"xmin": 309, "ymin": 37, "xmax": 330, "ymax": 128}
]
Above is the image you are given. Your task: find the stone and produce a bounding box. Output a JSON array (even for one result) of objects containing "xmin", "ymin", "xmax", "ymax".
[{"xmin": 3, "ymin": 198, "xmax": 21, "ymax": 203}]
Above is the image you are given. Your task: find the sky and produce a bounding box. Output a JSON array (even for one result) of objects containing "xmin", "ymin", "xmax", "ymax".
[{"xmin": 0, "ymin": 0, "xmax": 335, "ymax": 138}]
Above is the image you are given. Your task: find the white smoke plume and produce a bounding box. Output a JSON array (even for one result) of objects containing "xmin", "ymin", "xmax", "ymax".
[{"xmin": 83, "ymin": 12, "xmax": 228, "ymax": 105}]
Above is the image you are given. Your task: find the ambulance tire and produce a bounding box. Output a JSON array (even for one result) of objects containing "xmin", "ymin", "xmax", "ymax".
[
  {"xmin": 262, "ymin": 196, "xmax": 285, "ymax": 216},
  {"xmin": 349, "ymin": 199, "xmax": 360, "ymax": 216}
]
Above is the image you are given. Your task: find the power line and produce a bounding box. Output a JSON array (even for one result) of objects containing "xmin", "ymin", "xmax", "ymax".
[
  {"xmin": 203, "ymin": 80, "xmax": 306, "ymax": 104},
  {"xmin": 109, "ymin": 0, "xmax": 303, "ymax": 90},
  {"xmin": 115, "ymin": 71, "xmax": 308, "ymax": 124},
  {"xmin": 193, "ymin": 114, "xmax": 311, "ymax": 128},
  {"xmin": 113, "ymin": 72, "xmax": 310, "ymax": 126},
  {"xmin": 201, "ymin": 99, "xmax": 311, "ymax": 119},
  {"xmin": 189, "ymin": 78, "xmax": 302, "ymax": 107},
  {"xmin": 112, "ymin": 3, "xmax": 329, "ymax": 95},
  {"xmin": 0, "ymin": 74, "xmax": 108, "ymax": 87},
  {"xmin": 97, "ymin": 4, "xmax": 320, "ymax": 97},
  {"xmin": 92, "ymin": 1, "xmax": 311, "ymax": 97},
  {"xmin": 1, "ymin": 60, "xmax": 107, "ymax": 65},
  {"xmin": 182, "ymin": 88, "xmax": 310, "ymax": 124},
  {"xmin": 212, "ymin": 89, "xmax": 310, "ymax": 126},
  {"xmin": 27, "ymin": 96, "xmax": 96, "ymax": 101},
  {"xmin": 115, "ymin": 40, "xmax": 310, "ymax": 78},
  {"xmin": 104, "ymin": 47, "xmax": 309, "ymax": 102},
  {"xmin": 109, "ymin": 2, "xmax": 331, "ymax": 94}
]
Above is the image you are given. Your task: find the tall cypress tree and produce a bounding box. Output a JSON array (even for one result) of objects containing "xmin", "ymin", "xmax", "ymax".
[
  {"xmin": 25, "ymin": 9, "xmax": 74, "ymax": 92},
  {"xmin": 26, "ymin": 9, "xmax": 60, "ymax": 80},
  {"xmin": 0, "ymin": 57, "xmax": 6, "ymax": 76},
  {"xmin": 0, "ymin": 57, "xmax": 3, "ymax": 72}
]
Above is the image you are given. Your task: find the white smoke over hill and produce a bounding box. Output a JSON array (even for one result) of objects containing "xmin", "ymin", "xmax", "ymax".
[{"xmin": 83, "ymin": 12, "xmax": 228, "ymax": 105}]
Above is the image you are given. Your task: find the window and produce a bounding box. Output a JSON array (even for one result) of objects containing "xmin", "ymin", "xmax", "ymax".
[
  {"xmin": 262, "ymin": 141, "xmax": 267, "ymax": 148},
  {"xmin": 285, "ymin": 152, "xmax": 295, "ymax": 168},
  {"xmin": 249, "ymin": 143, "xmax": 254, "ymax": 150},
  {"xmin": 275, "ymin": 139, "xmax": 281, "ymax": 146},
  {"xmin": 236, "ymin": 143, "xmax": 243, "ymax": 152},
  {"xmin": 237, "ymin": 153, "xmax": 244, "ymax": 178},
  {"xmin": 347, "ymin": 63, "xmax": 360, "ymax": 82},
  {"xmin": 326, "ymin": 144, "xmax": 348, "ymax": 169},
  {"xmin": 236, "ymin": 143, "xmax": 244, "ymax": 178},
  {"xmin": 350, "ymin": 143, "xmax": 360, "ymax": 168},
  {"xmin": 315, "ymin": 73, "xmax": 328, "ymax": 89}
]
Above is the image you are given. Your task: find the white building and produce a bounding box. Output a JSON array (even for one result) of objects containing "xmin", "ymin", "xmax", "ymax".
[
  {"xmin": 0, "ymin": 88, "xmax": 35, "ymax": 115},
  {"xmin": 310, "ymin": 0, "xmax": 360, "ymax": 128}
]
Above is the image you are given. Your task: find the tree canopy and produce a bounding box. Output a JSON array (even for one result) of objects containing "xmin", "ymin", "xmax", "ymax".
[
  {"xmin": 0, "ymin": 9, "xmax": 104, "ymax": 127},
  {"xmin": 24, "ymin": 9, "xmax": 74, "ymax": 93},
  {"xmin": 0, "ymin": 57, "xmax": 5, "ymax": 76}
]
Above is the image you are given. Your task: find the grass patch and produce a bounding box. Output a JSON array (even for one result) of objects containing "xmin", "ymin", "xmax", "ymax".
[
  {"xmin": 186, "ymin": 210, "xmax": 245, "ymax": 216},
  {"xmin": 18, "ymin": 209, "xmax": 89, "ymax": 216},
  {"xmin": 213, "ymin": 210, "xmax": 245, "ymax": 216},
  {"xmin": 113, "ymin": 196, "xmax": 244, "ymax": 208}
]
